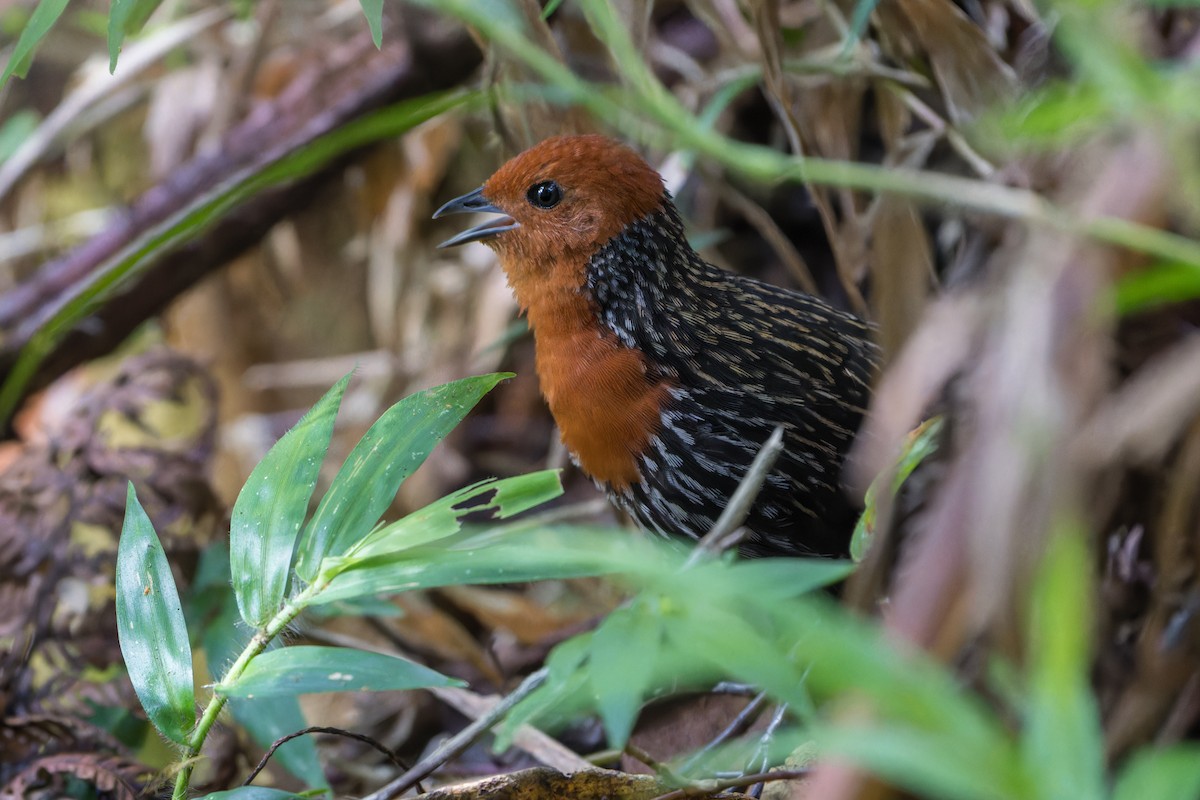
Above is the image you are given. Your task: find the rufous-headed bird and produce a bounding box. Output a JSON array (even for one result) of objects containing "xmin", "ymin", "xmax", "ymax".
[{"xmin": 435, "ymin": 135, "xmax": 878, "ymax": 557}]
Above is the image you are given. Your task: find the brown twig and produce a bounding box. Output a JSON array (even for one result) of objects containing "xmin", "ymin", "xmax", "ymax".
[{"xmin": 242, "ymin": 726, "xmax": 414, "ymax": 789}]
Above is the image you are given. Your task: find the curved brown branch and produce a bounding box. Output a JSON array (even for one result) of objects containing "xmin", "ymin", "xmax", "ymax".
[{"xmin": 0, "ymin": 12, "xmax": 481, "ymax": 414}]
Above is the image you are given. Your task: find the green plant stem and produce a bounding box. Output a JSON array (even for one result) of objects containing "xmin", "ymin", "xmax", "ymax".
[
  {"xmin": 171, "ymin": 583, "xmax": 320, "ymax": 800},
  {"xmin": 426, "ymin": 0, "xmax": 1200, "ymax": 270}
]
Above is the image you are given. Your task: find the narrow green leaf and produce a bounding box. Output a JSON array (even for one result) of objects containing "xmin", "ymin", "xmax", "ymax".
[
  {"xmin": 1113, "ymin": 260, "xmax": 1200, "ymax": 316},
  {"xmin": 108, "ymin": 0, "xmax": 135, "ymax": 72},
  {"xmin": 216, "ymin": 646, "xmax": 462, "ymax": 698},
  {"xmin": 359, "ymin": 0, "xmax": 383, "ymax": 47},
  {"xmin": 314, "ymin": 540, "xmax": 614, "ymax": 604},
  {"xmin": 0, "ymin": 90, "xmax": 472, "ymax": 427},
  {"xmin": 1112, "ymin": 745, "xmax": 1200, "ymax": 800},
  {"xmin": 334, "ymin": 471, "xmax": 562, "ymax": 566},
  {"xmin": 231, "ymin": 373, "xmax": 350, "ymax": 627},
  {"xmin": 294, "ymin": 373, "xmax": 512, "ymax": 581},
  {"xmin": 107, "ymin": 0, "xmax": 164, "ymax": 73},
  {"xmin": 204, "ymin": 597, "xmax": 327, "ymax": 789},
  {"xmin": 115, "ymin": 483, "xmax": 195, "ymax": 745},
  {"xmin": 1, "ymin": 0, "xmax": 70, "ymax": 90},
  {"xmin": 816, "ymin": 725, "xmax": 1025, "ymax": 800},
  {"xmin": 1021, "ymin": 526, "xmax": 1104, "ymax": 800},
  {"xmin": 851, "ymin": 417, "xmax": 943, "ymax": 561},
  {"xmin": 589, "ymin": 602, "xmax": 661, "ymax": 747}
]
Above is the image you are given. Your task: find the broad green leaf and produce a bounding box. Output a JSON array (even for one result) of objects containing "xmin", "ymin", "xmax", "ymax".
[
  {"xmin": 589, "ymin": 601, "xmax": 661, "ymax": 746},
  {"xmin": 231, "ymin": 373, "xmax": 350, "ymax": 627},
  {"xmin": 816, "ymin": 726, "xmax": 1025, "ymax": 800},
  {"xmin": 115, "ymin": 483, "xmax": 195, "ymax": 745},
  {"xmin": 1021, "ymin": 527, "xmax": 1104, "ymax": 800},
  {"xmin": 335, "ymin": 470, "xmax": 562, "ymax": 566},
  {"xmin": 216, "ymin": 646, "xmax": 461, "ymax": 698},
  {"xmin": 1112, "ymin": 745, "xmax": 1200, "ymax": 800},
  {"xmin": 204, "ymin": 596, "xmax": 327, "ymax": 789},
  {"xmin": 359, "ymin": 0, "xmax": 383, "ymax": 47},
  {"xmin": 0, "ymin": 0, "xmax": 69, "ymax": 90},
  {"xmin": 197, "ymin": 789, "xmax": 305, "ymax": 800},
  {"xmin": 0, "ymin": 90, "xmax": 473, "ymax": 427},
  {"xmin": 294, "ymin": 373, "xmax": 512, "ymax": 581}
]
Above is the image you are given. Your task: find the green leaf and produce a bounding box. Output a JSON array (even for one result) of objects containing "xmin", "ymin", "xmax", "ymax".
[
  {"xmin": 115, "ymin": 483, "xmax": 195, "ymax": 745},
  {"xmin": 294, "ymin": 373, "xmax": 512, "ymax": 581},
  {"xmin": 816, "ymin": 725, "xmax": 1025, "ymax": 800},
  {"xmin": 216, "ymin": 646, "xmax": 462, "ymax": 698},
  {"xmin": 231, "ymin": 373, "xmax": 350, "ymax": 627},
  {"xmin": 851, "ymin": 417, "xmax": 943, "ymax": 561},
  {"xmin": 589, "ymin": 601, "xmax": 661, "ymax": 747},
  {"xmin": 197, "ymin": 789, "xmax": 306, "ymax": 800},
  {"xmin": 0, "ymin": 90, "xmax": 473, "ymax": 427},
  {"xmin": 107, "ymin": 0, "xmax": 165, "ymax": 73},
  {"xmin": 204, "ymin": 596, "xmax": 327, "ymax": 789},
  {"xmin": 0, "ymin": 109, "xmax": 39, "ymax": 164},
  {"xmin": 359, "ymin": 0, "xmax": 383, "ymax": 47},
  {"xmin": 1021, "ymin": 526, "xmax": 1104, "ymax": 800},
  {"xmin": 1113, "ymin": 260, "xmax": 1200, "ymax": 316},
  {"xmin": 496, "ymin": 634, "xmax": 593, "ymax": 749},
  {"xmin": 1112, "ymin": 745, "xmax": 1200, "ymax": 800},
  {"xmin": 313, "ymin": 528, "xmax": 620, "ymax": 605},
  {"xmin": 334, "ymin": 470, "xmax": 562, "ymax": 566},
  {"xmin": 0, "ymin": 0, "xmax": 69, "ymax": 90}
]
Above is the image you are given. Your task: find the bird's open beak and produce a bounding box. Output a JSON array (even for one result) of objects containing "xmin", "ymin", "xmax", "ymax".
[{"xmin": 433, "ymin": 186, "xmax": 520, "ymax": 249}]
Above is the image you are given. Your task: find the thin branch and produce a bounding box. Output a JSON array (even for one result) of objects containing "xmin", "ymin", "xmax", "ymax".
[
  {"xmin": 242, "ymin": 726, "xmax": 411, "ymax": 788},
  {"xmin": 363, "ymin": 667, "xmax": 551, "ymax": 800},
  {"xmin": 686, "ymin": 426, "xmax": 785, "ymax": 565}
]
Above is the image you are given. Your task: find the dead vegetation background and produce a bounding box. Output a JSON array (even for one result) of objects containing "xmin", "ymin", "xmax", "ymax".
[{"xmin": 2, "ymin": 0, "xmax": 1200, "ymax": 798}]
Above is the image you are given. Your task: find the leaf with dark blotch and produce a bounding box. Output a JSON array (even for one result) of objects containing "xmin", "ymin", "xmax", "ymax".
[{"xmin": 293, "ymin": 373, "xmax": 512, "ymax": 582}]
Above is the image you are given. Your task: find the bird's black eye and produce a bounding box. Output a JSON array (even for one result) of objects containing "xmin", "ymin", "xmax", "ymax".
[{"xmin": 526, "ymin": 180, "xmax": 562, "ymax": 210}]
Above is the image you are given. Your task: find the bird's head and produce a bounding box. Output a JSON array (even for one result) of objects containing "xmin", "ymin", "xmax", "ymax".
[{"xmin": 434, "ymin": 135, "xmax": 666, "ymax": 284}]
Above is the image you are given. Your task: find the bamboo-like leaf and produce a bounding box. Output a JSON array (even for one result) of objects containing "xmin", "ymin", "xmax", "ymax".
[
  {"xmin": 0, "ymin": 0, "xmax": 70, "ymax": 90},
  {"xmin": 358, "ymin": 0, "xmax": 384, "ymax": 47},
  {"xmin": 589, "ymin": 601, "xmax": 661, "ymax": 747},
  {"xmin": 1021, "ymin": 527, "xmax": 1104, "ymax": 800},
  {"xmin": 1112, "ymin": 745, "xmax": 1200, "ymax": 800},
  {"xmin": 107, "ymin": 0, "xmax": 165, "ymax": 72},
  {"xmin": 216, "ymin": 646, "xmax": 461, "ymax": 698},
  {"xmin": 336, "ymin": 470, "xmax": 562, "ymax": 565},
  {"xmin": 115, "ymin": 484, "xmax": 195, "ymax": 745},
  {"xmin": 294, "ymin": 373, "xmax": 511, "ymax": 581},
  {"xmin": 231, "ymin": 373, "xmax": 350, "ymax": 627}
]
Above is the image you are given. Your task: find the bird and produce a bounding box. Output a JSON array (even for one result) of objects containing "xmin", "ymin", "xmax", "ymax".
[{"xmin": 434, "ymin": 134, "xmax": 879, "ymax": 557}]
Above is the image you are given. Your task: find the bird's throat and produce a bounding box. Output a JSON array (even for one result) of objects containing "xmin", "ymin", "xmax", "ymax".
[{"xmin": 520, "ymin": 279, "xmax": 672, "ymax": 492}]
